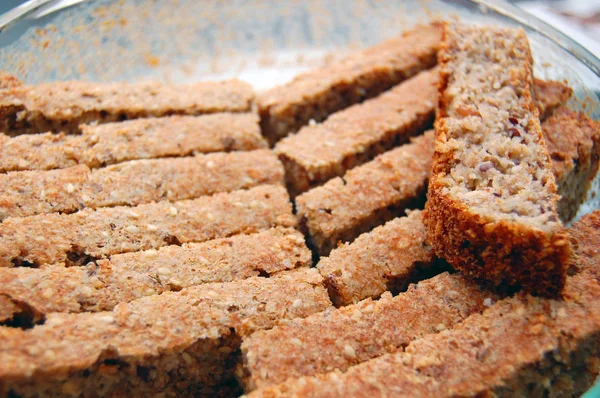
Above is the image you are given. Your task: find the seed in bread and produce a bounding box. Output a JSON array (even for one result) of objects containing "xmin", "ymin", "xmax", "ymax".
[
  {"xmin": 317, "ymin": 210, "xmax": 434, "ymax": 306},
  {"xmin": 426, "ymin": 23, "xmax": 571, "ymax": 296},
  {"xmin": 258, "ymin": 22, "xmax": 442, "ymax": 145},
  {"xmin": 0, "ymin": 74, "xmax": 254, "ymax": 135},
  {"xmin": 0, "ymin": 227, "xmax": 310, "ymax": 322},
  {"xmin": 246, "ymin": 212, "xmax": 600, "ymax": 398},
  {"xmin": 0, "ymin": 185, "xmax": 297, "ymax": 268},
  {"xmin": 239, "ymin": 272, "xmax": 498, "ymax": 391},
  {"xmin": 0, "ymin": 113, "xmax": 266, "ymax": 172},
  {"xmin": 297, "ymin": 131, "xmax": 434, "ymax": 256},
  {"xmin": 0, "ymin": 149, "xmax": 283, "ymax": 220},
  {"xmin": 543, "ymin": 107, "xmax": 600, "ymax": 221},
  {"xmin": 0, "ymin": 269, "xmax": 331, "ymax": 397}
]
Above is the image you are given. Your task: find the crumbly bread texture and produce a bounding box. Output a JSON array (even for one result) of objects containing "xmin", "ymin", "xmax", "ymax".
[
  {"xmin": 258, "ymin": 23, "xmax": 442, "ymax": 145},
  {"xmin": 0, "ymin": 269, "xmax": 332, "ymax": 397},
  {"xmin": 294, "ymin": 78, "xmax": 572, "ymax": 255},
  {"xmin": 426, "ymin": 23, "xmax": 571, "ymax": 296},
  {"xmin": 0, "ymin": 113, "xmax": 266, "ymax": 172},
  {"xmin": 0, "ymin": 74, "xmax": 254, "ymax": 135},
  {"xmin": 317, "ymin": 210, "xmax": 434, "ymax": 306},
  {"xmin": 246, "ymin": 211, "xmax": 600, "ymax": 398},
  {"xmin": 297, "ymin": 131, "xmax": 434, "ymax": 255},
  {"xmin": 0, "ymin": 185, "xmax": 297, "ymax": 268},
  {"xmin": 0, "ymin": 149, "xmax": 283, "ymax": 220},
  {"xmin": 275, "ymin": 69, "xmax": 438, "ymax": 196},
  {"xmin": 543, "ymin": 107, "xmax": 600, "ymax": 221},
  {"xmin": 533, "ymin": 78, "xmax": 573, "ymax": 121},
  {"xmin": 0, "ymin": 228, "xmax": 310, "ymax": 322},
  {"xmin": 239, "ymin": 272, "xmax": 498, "ymax": 391}
]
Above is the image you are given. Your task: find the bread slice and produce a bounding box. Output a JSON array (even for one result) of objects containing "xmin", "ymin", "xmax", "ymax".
[
  {"xmin": 275, "ymin": 68, "xmax": 438, "ymax": 196},
  {"xmin": 239, "ymin": 272, "xmax": 498, "ymax": 391},
  {"xmin": 0, "ymin": 149, "xmax": 283, "ymax": 220},
  {"xmin": 0, "ymin": 185, "xmax": 296, "ymax": 267},
  {"xmin": 533, "ymin": 78, "xmax": 573, "ymax": 121},
  {"xmin": 296, "ymin": 131, "xmax": 434, "ymax": 255},
  {"xmin": 0, "ymin": 113, "xmax": 266, "ymax": 172},
  {"xmin": 426, "ymin": 23, "xmax": 571, "ymax": 296},
  {"xmin": 258, "ymin": 23, "xmax": 442, "ymax": 144},
  {"xmin": 0, "ymin": 74, "xmax": 254, "ymax": 135},
  {"xmin": 0, "ymin": 269, "xmax": 331, "ymax": 397},
  {"xmin": 317, "ymin": 210, "xmax": 435, "ymax": 306},
  {"xmin": 0, "ymin": 227, "xmax": 310, "ymax": 322},
  {"xmin": 544, "ymin": 107, "xmax": 600, "ymax": 221},
  {"xmin": 246, "ymin": 211, "xmax": 600, "ymax": 398}
]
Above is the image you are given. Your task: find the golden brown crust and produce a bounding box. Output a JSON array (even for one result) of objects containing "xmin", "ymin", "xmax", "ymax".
[
  {"xmin": 0, "ymin": 150, "xmax": 283, "ymax": 220},
  {"xmin": 317, "ymin": 211, "xmax": 434, "ymax": 306},
  {"xmin": 258, "ymin": 23, "xmax": 442, "ymax": 144},
  {"xmin": 247, "ymin": 212, "xmax": 600, "ymax": 398},
  {"xmin": 296, "ymin": 131, "xmax": 434, "ymax": 255},
  {"xmin": 239, "ymin": 272, "xmax": 498, "ymax": 391},
  {"xmin": 0, "ymin": 185, "xmax": 297, "ymax": 267},
  {"xmin": 0, "ymin": 227, "xmax": 310, "ymax": 319},
  {"xmin": 275, "ymin": 69, "xmax": 438, "ymax": 196},
  {"xmin": 426, "ymin": 23, "xmax": 570, "ymax": 297},
  {"xmin": 0, "ymin": 113, "xmax": 266, "ymax": 172},
  {"xmin": 533, "ymin": 78, "xmax": 573, "ymax": 121},
  {"xmin": 0, "ymin": 269, "xmax": 331, "ymax": 397},
  {"xmin": 543, "ymin": 107, "xmax": 600, "ymax": 221},
  {"xmin": 0, "ymin": 75, "xmax": 254, "ymax": 135}
]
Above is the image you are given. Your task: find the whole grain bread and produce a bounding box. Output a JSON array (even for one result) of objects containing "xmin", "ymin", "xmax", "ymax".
[
  {"xmin": 258, "ymin": 23, "xmax": 442, "ymax": 144},
  {"xmin": 426, "ymin": 23, "xmax": 571, "ymax": 296},
  {"xmin": 246, "ymin": 211, "xmax": 600, "ymax": 398},
  {"xmin": 0, "ymin": 74, "xmax": 254, "ymax": 135},
  {"xmin": 0, "ymin": 113, "xmax": 266, "ymax": 172}
]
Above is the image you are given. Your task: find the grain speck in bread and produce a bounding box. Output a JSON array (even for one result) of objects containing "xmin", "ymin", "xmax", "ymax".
[
  {"xmin": 297, "ymin": 131, "xmax": 434, "ymax": 255},
  {"xmin": 258, "ymin": 23, "xmax": 442, "ymax": 144},
  {"xmin": 0, "ymin": 149, "xmax": 283, "ymax": 220},
  {"xmin": 0, "ymin": 269, "xmax": 331, "ymax": 397},
  {"xmin": 246, "ymin": 212, "xmax": 600, "ymax": 398},
  {"xmin": 239, "ymin": 272, "xmax": 498, "ymax": 391},
  {"xmin": 275, "ymin": 68, "xmax": 438, "ymax": 196},
  {"xmin": 317, "ymin": 210, "xmax": 434, "ymax": 306},
  {"xmin": 543, "ymin": 107, "xmax": 600, "ymax": 221},
  {"xmin": 0, "ymin": 185, "xmax": 296, "ymax": 268},
  {"xmin": 0, "ymin": 227, "xmax": 310, "ymax": 320},
  {"xmin": 0, "ymin": 74, "xmax": 254, "ymax": 135},
  {"xmin": 426, "ymin": 23, "xmax": 571, "ymax": 296},
  {"xmin": 0, "ymin": 113, "xmax": 266, "ymax": 172}
]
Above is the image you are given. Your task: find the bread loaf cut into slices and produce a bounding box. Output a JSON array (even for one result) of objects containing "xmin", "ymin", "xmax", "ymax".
[{"xmin": 425, "ymin": 23, "xmax": 571, "ymax": 296}]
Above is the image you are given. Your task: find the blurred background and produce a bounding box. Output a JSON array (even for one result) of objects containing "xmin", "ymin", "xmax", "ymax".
[{"xmin": 2, "ymin": 0, "xmax": 598, "ymax": 57}]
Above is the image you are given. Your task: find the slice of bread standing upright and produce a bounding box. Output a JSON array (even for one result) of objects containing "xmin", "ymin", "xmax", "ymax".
[{"xmin": 425, "ymin": 23, "xmax": 571, "ymax": 296}]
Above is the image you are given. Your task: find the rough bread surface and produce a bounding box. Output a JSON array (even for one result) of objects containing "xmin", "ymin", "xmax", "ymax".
[
  {"xmin": 0, "ymin": 269, "xmax": 331, "ymax": 397},
  {"xmin": 0, "ymin": 228, "xmax": 310, "ymax": 320},
  {"xmin": 0, "ymin": 149, "xmax": 283, "ymax": 220},
  {"xmin": 0, "ymin": 185, "xmax": 297, "ymax": 267},
  {"xmin": 258, "ymin": 23, "xmax": 442, "ymax": 144},
  {"xmin": 239, "ymin": 272, "xmax": 498, "ymax": 391},
  {"xmin": 0, "ymin": 75, "xmax": 254, "ymax": 135},
  {"xmin": 246, "ymin": 212, "xmax": 600, "ymax": 398},
  {"xmin": 0, "ymin": 113, "xmax": 266, "ymax": 172},
  {"xmin": 543, "ymin": 107, "xmax": 600, "ymax": 221},
  {"xmin": 317, "ymin": 210, "xmax": 434, "ymax": 306},
  {"xmin": 297, "ymin": 131, "xmax": 434, "ymax": 255},
  {"xmin": 275, "ymin": 69, "xmax": 438, "ymax": 196},
  {"xmin": 426, "ymin": 23, "xmax": 571, "ymax": 296}
]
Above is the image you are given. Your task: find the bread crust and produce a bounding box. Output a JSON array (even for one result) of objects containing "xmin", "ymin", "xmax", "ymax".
[
  {"xmin": 258, "ymin": 23, "xmax": 442, "ymax": 144},
  {"xmin": 0, "ymin": 76, "xmax": 254, "ymax": 136},
  {"xmin": 426, "ymin": 23, "xmax": 571, "ymax": 296},
  {"xmin": 0, "ymin": 113, "xmax": 266, "ymax": 172}
]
